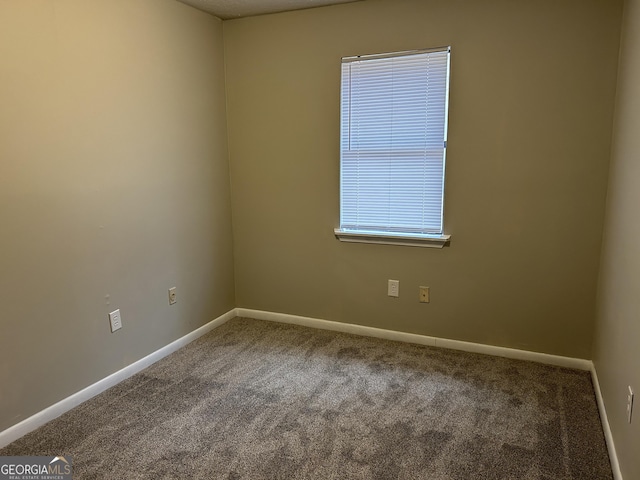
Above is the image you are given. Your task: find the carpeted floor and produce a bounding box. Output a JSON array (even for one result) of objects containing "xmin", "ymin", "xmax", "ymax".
[{"xmin": 1, "ymin": 317, "xmax": 612, "ymax": 479}]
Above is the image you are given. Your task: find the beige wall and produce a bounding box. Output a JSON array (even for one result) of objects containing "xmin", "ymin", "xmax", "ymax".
[
  {"xmin": 0, "ymin": 0, "xmax": 235, "ymax": 432},
  {"xmin": 593, "ymin": 0, "xmax": 640, "ymax": 477},
  {"xmin": 0, "ymin": 0, "xmax": 631, "ymax": 460},
  {"xmin": 224, "ymin": 0, "xmax": 621, "ymax": 358}
]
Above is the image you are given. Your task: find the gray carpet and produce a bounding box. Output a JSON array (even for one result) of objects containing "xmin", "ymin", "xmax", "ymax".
[{"xmin": 1, "ymin": 317, "xmax": 612, "ymax": 479}]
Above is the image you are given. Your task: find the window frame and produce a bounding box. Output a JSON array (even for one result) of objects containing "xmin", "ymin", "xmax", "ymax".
[{"xmin": 334, "ymin": 47, "xmax": 452, "ymax": 248}]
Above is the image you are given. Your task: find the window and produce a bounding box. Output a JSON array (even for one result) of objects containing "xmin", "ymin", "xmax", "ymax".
[{"xmin": 335, "ymin": 47, "xmax": 451, "ymax": 248}]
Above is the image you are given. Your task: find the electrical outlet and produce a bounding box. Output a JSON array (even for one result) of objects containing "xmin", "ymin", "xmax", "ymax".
[
  {"xmin": 168, "ymin": 287, "xmax": 177, "ymax": 305},
  {"xmin": 628, "ymin": 386, "xmax": 634, "ymax": 424},
  {"xmin": 388, "ymin": 280, "xmax": 399, "ymax": 298},
  {"xmin": 108, "ymin": 309, "xmax": 122, "ymax": 333},
  {"xmin": 419, "ymin": 286, "xmax": 430, "ymax": 303}
]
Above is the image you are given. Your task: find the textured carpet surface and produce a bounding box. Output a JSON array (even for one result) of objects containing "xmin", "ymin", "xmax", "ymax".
[{"xmin": 1, "ymin": 317, "xmax": 612, "ymax": 479}]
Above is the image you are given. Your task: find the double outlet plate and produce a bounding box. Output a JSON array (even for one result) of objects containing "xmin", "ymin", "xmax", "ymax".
[{"xmin": 108, "ymin": 309, "xmax": 122, "ymax": 333}]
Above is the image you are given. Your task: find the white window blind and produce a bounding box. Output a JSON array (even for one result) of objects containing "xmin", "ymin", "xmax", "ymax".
[{"xmin": 339, "ymin": 47, "xmax": 451, "ymax": 240}]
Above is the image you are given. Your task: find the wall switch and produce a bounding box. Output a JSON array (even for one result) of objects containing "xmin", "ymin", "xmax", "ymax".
[
  {"xmin": 628, "ymin": 386, "xmax": 634, "ymax": 424},
  {"xmin": 109, "ymin": 309, "xmax": 122, "ymax": 333},
  {"xmin": 168, "ymin": 287, "xmax": 177, "ymax": 305},
  {"xmin": 419, "ymin": 286, "xmax": 430, "ymax": 303},
  {"xmin": 388, "ymin": 280, "xmax": 399, "ymax": 297}
]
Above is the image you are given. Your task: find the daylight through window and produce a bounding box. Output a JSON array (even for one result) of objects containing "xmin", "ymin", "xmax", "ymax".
[{"xmin": 336, "ymin": 47, "xmax": 451, "ymax": 247}]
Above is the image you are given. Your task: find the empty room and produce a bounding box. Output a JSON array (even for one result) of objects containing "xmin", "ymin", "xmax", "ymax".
[{"xmin": 0, "ymin": 0, "xmax": 638, "ymax": 478}]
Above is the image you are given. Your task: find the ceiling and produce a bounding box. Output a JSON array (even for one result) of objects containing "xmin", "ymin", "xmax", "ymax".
[{"xmin": 176, "ymin": 0, "xmax": 363, "ymax": 20}]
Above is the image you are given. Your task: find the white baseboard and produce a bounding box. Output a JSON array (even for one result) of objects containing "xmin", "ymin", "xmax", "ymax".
[
  {"xmin": 591, "ymin": 365, "xmax": 624, "ymax": 480},
  {"xmin": 2, "ymin": 306, "xmax": 621, "ymax": 480},
  {"xmin": 239, "ymin": 308, "xmax": 626, "ymax": 476},
  {"xmin": 0, "ymin": 308, "xmax": 237, "ymax": 449},
  {"xmin": 236, "ymin": 308, "xmax": 592, "ymax": 371}
]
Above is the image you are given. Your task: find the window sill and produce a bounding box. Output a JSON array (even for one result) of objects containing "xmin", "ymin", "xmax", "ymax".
[{"xmin": 334, "ymin": 229, "xmax": 450, "ymax": 248}]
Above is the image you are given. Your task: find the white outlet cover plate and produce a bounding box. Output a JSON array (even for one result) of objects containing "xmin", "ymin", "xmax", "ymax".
[
  {"xmin": 388, "ymin": 280, "xmax": 399, "ymax": 297},
  {"xmin": 109, "ymin": 309, "xmax": 122, "ymax": 333}
]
